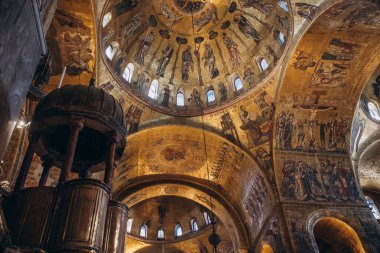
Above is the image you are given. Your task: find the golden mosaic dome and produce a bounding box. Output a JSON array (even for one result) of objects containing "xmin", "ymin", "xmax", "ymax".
[{"xmin": 100, "ymin": 0, "xmax": 292, "ymax": 116}]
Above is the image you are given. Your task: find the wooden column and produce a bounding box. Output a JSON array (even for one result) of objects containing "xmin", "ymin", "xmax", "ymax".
[
  {"xmin": 104, "ymin": 136, "xmax": 119, "ymax": 190},
  {"xmin": 14, "ymin": 135, "xmax": 39, "ymax": 191},
  {"xmin": 39, "ymin": 159, "xmax": 53, "ymax": 187},
  {"xmin": 59, "ymin": 119, "xmax": 84, "ymax": 183}
]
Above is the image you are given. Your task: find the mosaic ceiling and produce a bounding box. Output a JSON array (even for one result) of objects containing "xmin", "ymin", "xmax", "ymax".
[{"xmin": 100, "ymin": 0, "xmax": 292, "ymax": 116}]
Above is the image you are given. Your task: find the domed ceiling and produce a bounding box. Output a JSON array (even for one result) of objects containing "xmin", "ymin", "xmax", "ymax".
[{"xmin": 100, "ymin": 0, "xmax": 292, "ymax": 116}]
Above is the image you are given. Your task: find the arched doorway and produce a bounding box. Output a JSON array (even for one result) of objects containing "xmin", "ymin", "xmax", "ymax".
[{"xmin": 313, "ymin": 217, "xmax": 365, "ymax": 253}]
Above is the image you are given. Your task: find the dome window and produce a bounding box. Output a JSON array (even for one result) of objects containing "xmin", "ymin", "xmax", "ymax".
[
  {"xmin": 176, "ymin": 91, "xmax": 185, "ymax": 106},
  {"xmin": 277, "ymin": 31, "xmax": 286, "ymax": 45},
  {"xmin": 234, "ymin": 77, "xmax": 244, "ymax": 92},
  {"xmin": 127, "ymin": 218, "xmax": 133, "ymax": 233},
  {"xmin": 174, "ymin": 224, "xmax": 183, "ymax": 238},
  {"xmin": 105, "ymin": 42, "xmax": 118, "ymax": 60},
  {"xmin": 102, "ymin": 12, "xmax": 112, "ymax": 27},
  {"xmin": 368, "ymin": 102, "xmax": 380, "ymax": 121},
  {"xmin": 122, "ymin": 63, "xmax": 135, "ymax": 83},
  {"xmin": 259, "ymin": 58, "xmax": 269, "ymax": 72},
  {"xmin": 365, "ymin": 196, "xmax": 380, "ymax": 219},
  {"xmin": 148, "ymin": 80, "xmax": 159, "ymax": 99},
  {"xmin": 203, "ymin": 212, "xmax": 211, "ymax": 225},
  {"xmin": 140, "ymin": 224, "xmax": 148, "ymax": 238},
  {"xmin": 157, "ymin": 228, "xmax": 165, "ymax": 239},
  {"xmin": 278, "ymin": 0, "xmax": 289, "ymax": 12},
  {"xmin": 206, "ymin": 89, "xmax": 216, "ymax": 104},
  {"xmin": 191, "ymin": 219, "xmax": 199, "ymax": 232}
]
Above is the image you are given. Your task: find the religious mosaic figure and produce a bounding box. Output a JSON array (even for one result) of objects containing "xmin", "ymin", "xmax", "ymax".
[
  {"xmin": 135, "ymin": 31, "xmax": 155, "ymax": 66},
  {"xmin": 297, "ymin": 105, "xmax": 334, "ymax": 140},
  {"xmin": 218, "ymin": 82, "xmax": 228, "ymax": 102},
  {"xmin": 189, "ymin": 88, "xmax": 202, "ymax": 107},
  {"xmin": 239, "ymin": 105, "xmax": 262, "ymax": 146},
  {"xmin": 136, "ymin": 73, "xmax": 149, "ymax": 94},
  {"xmin": 193, "ymin": 4, "xmax": 218, "ymax": 32},
  {"xmin": 342, "ymin": 5, "xmax": 380, "ymax": 28},
  {"xmin": 322, "ymin": 38, "xmax": 361, "ymax": 62},
  {"xmin": 160, "ymin": 86, "xmax": 171, "ymax": 107},
  {"xmin": 222, "ymin": 33, "xmax": 241, "ymax": 69},
  {"xmin": 125, "ymin": 105, "xmax": 143, "ymax": 134},
  {"xmin": 295, "ymin": 3, "xmax": 318, "ymax": 22},
  {"xmin": 160, "ymin": 0, "xmax": 183, "ymax": 27},
  {"xmin": 114, "ymin": 0, "xmax": 138, "ymax": 17},
  {"xmin": 275, "ymin": 112, "xmax": 286, "ymax": 149},
  {"xmin": 182, "ymin": 46, "xmax": 194, "ymax": 83},
  {"xmin": 238, "ymin": 0, "xmax": 274, "ymax": 16},
  {"xmin": 202, "ymin": 43, "xmax": 219, "ymax": 79},
  {"xmin": 234, "ymin": 14, "xmax": 261, "ymax": 45},
  {"xmin": 114, "ymin": 55, "xmax": 125, "ymax": 76},
  {"xmin": 293, "ymin": 51, "xmax": 316, "ymax": 70},
  {"xmin": 243, "ymin": 68, "xmax": 255, "ymax": 88},
  {"xmin": 119, "ymin": 12, "xmax": 146, "ymax": 46},
  {"xmin": 63, "ymin": 32, "xmax": 93, "ymax": 75},
  {"xmin": 156, "ymin": 44, "xmax": 174, "ymax": 77}
]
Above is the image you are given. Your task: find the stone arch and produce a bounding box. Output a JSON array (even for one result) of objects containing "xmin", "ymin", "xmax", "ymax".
[
  {"xmin": 307, "ymin": 211, "xmax": 365, "ymax": 253},
  {"xmin": 115, "ymin": 182, "xmax": 248, "ymax": 252}
]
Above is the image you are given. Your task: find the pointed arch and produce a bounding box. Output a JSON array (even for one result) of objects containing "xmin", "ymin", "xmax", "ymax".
[
  {"xmin": 191, "ymin": 218, "xmax": 199, "ymax": 232},
  {"xmin": 157, "ymin": 227, "xmax": 165, "ymax": 239},
  {"xmin": 122, "ymin": 63, "xmax": 135, "ymax": 82},
  {"xmin": 105, "ymin": 41, "xmax": 118, "ymax": 60},
  {"xmin": 148, "ymin": 80, "xmax": 159, "ymax": 99},
  {"xmin": 176, "ymin": 88, "xmax": 185, "ymax": 106},
  {"xmin": 174, "ymin": 224, "xmax": 183, "ymax": 237},
  {"xmin": 102, "ymin": 12, "xmax": 112, "ymax": 27},
  {"xmin": 140, "ymin": 224, "xmax": 148, "ymax": 238},
  {"xmin": 127, "ymin": 218, "xmax": 133, "ymax": 233},
  {"xmin": 258, "ymin": 57, "xmax": 269, "ymax": 72}
]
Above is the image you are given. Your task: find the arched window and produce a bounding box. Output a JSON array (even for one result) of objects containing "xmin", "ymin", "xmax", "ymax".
[
  {"xmin": 259, "ymin": 58, "xmax": 269, "ymax": 72},
  {"xmin": 157, "ymin": 228, "xmax": 165, "ymax": 239},
  {"xmin": 191, "ymin": 219, "xmax": 199, "ymax": 232},
  {"xmin": 177, "ymin": 92, "xmax": 185, "ymax": 106},
  {"xmin": 127, "ymin": 218, "xmax": 133, "ymax": 233},
  {"xmin": 122, "ymin": 63, "xmax": 135, "ymax": 82},
  {"xmin": 174, "ymin": 224, "xmax": 183, "ymax": 237},
  {"xmin": 234, "ymin": 77, "xmax": 244, "ymax": 92},
  {"xmin": 368, "ymin": 102, "xmax": 380, "ymax": 121},
  {"xmin": 365, "ymin": 196, "xmax": 380, "ymax": 219},
  {"xmin": 140, "ymin": 224, "xmax": 148, "ymax": 238},
  {"xmin": 276, "ymin": 31, "xmax": 285, "ymax": 45},
  {"xmin": 206, "ymin": 89, "xmax": 216, "ymax": 103},
  {"xmin": 105, "ymin": 42, "xmax": 118, "ymax": 60},
  {"xmin": 148, "ymin": 80, "xmax": 159, "ymax": 99},
  {"xmin": 102, "ymin": 12, "xmax": 112, "ymax": 27},
  {"xmin": 278, "ymin": 0, "xmax": 289, "ymax": 12},
  {"xmin": 203, "ymin": 212, "xmax": 211, "ymax": 225}
]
